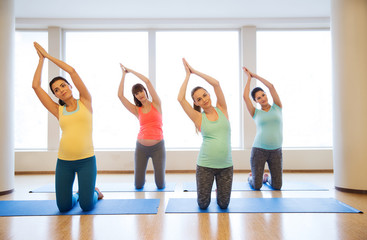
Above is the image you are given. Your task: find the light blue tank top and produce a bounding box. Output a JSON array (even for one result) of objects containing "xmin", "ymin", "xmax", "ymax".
[
  {"xmin": 197, "ymin": 108, "xmax": 233, "ymax": 168},
  {"xmin": 253, "ymin": 103, "xmax": 283, "ymax": 150}
]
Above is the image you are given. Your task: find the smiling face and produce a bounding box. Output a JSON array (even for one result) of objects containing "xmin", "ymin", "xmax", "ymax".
[
  {"xmin": 193, "ymin": 88, "xmax": 211, "ymax": 109},
  {"xmin": 51, "ymin": 79, "xmax": 73, "ymax": 101}
]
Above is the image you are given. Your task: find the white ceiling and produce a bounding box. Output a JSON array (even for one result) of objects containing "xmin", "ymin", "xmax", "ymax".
[{"xmin": 15, "ymin": 0, "xmax": 331, "ymax": 19}]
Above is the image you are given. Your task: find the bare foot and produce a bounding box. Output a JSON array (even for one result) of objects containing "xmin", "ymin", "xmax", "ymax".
[
  {"xmin": 248, "ymin": 172, "xmax": 252, "ymax": 181},
  {"xmin": 95, "ymin": 187, "xmax": 104, "ymax": 200},
  {"xmin": 263, "ymin": 173, "xmax": 269, "ymax": 183}
]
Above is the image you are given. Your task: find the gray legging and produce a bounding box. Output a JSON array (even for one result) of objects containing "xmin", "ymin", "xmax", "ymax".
[
  {"xmin": 248, "ymin": 147, "xmax": 283, "ymax": 190},
  {"xmin": 135, "ymin": 140, "xmax": 166, "ymax": 189},
  {"xmin": 196, "ymin": 165, "xmax": 233, "ymax": 209}
]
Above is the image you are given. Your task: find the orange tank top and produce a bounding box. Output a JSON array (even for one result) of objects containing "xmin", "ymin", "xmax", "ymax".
[{"xmin": 138, "ymin": 103, "xmax": 163, "ymax": 140}]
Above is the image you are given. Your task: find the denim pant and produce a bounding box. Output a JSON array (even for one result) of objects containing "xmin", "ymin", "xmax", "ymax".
[
  {"xmin": 55, "ymin": 156, "xmax": 98, "ymax": 212},
  {"xmin": 135, "ymin": 140, "xmax": 166, "ymax": 189},
  {"xmin": 196, "ymin": 165, "xmax": 233, "ymax": 209},
  {"xmin": 248, "ymin": 147, "xmax": 283, "ymax": 190}
]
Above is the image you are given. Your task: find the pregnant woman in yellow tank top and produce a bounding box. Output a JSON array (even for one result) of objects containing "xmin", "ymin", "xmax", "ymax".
[{"xmin": 32, "ymin": 42, "xmax": 103, "ymax": 212}]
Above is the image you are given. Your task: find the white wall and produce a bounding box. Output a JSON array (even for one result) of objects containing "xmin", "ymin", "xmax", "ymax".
[{"xmin": 15, "ymin": 149, "xmax": 333, "ymax": 172}]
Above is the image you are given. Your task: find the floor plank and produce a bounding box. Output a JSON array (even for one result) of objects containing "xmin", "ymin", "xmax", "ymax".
[{"xmin": 1, "ymin": 172, "xmax": 366, "ymax": 240}]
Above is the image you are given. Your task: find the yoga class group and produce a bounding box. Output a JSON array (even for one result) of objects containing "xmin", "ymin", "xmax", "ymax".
[{"xmin": 32, "ymin": 42, "xmax": 283, "ymax": 212}]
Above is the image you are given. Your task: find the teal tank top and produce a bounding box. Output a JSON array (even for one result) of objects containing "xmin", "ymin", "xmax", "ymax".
[
  {"xmin": 197, "ymin": 107, "xmax": 233, "ymax": 168},
  {"xmin": 253, "ymin": 103, "xmax": 283, "ymax": 150}
]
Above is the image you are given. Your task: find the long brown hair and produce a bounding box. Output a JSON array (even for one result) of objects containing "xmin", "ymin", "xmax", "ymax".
[{"xmin": 191, "ymin": 86, "xmax": 208, "ymax": 133}]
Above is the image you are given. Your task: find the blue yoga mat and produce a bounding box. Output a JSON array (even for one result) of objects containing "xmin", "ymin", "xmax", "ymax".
[
  {"xmin": 0, "ymin": 199, "xmax": 160, "ymax": 216},
  {"xmin": 165, "ymin": 198, "xmax": 362, "ymax": 213},
  {"xmin": 30, "ymin": 182, "xmax": 176, "ymax": 193},
  {"xmin": 182, "ymin": 181, "xmax": 329, "ymax": 192}
]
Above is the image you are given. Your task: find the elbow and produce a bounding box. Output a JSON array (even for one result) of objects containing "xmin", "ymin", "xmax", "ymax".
[
  {"xmin": 177, "ymin": 95, "xmax": 185, "ymax": 103},
  {"xmin": 32, "ymin": 83, "xmax": 40, "ymax": 91},
  {"xmin": 69, "ymin": 67, "xmax": 77, "ymax": 75},
  {"xmin": 212, "ymin": 80, "xmax": 220, "ymax": 87},
  {"xmin": 118, "ymin": 92, "xmax": 124, "ymax": 101},
  {"xmin": 268, "ymin": 83, "xmax": 275, "ymax": 90}
]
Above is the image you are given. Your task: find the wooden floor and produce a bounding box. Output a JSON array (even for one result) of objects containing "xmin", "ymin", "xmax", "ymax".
[{"xmin": 1, "ymin": 172, "xmax": 366, "ymax": 240}]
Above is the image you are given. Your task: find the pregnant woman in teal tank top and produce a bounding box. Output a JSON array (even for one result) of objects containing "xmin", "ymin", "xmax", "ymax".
[
  {"xmin": 243, "ymin": 67, "xmax": 283, "ymax": 190},
  {"xmin": 178, "ymin": 58, "xmax": 233, "ymax": 209}
]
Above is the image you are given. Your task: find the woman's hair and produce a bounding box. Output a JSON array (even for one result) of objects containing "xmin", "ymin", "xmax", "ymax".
[
  {"xmin": 251, "ymin": 87, "xmax": 265, "ymax": 101},
  {"xmin": 132, "ymin": 83, "xmax": 149, "ymax": 107},
  {"xmin": 191, "ymin": 86, "xmax": 207, "ymax": 113},
  {"xmin": 191, "ymin": 86, "xmax": 209, "ymax": 134},
  {"xmin": 49, "ymin": 76, "xmax": 71, "ymax": 106}
]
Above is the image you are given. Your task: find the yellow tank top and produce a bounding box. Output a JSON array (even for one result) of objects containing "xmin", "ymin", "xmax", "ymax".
[{"xmin": 58, "ymin": 100, "xmax": 94, "ymax": 160}]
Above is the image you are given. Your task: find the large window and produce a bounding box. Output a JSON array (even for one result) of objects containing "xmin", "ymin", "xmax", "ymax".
[
  {"xmin": 156, "ymin": 31, "xmax": 241, "ymax": 149},
  {"xmin": 256, "ymin": 30, "xmax": 332, "ymax": 148},
  {"xmin": 14, "ymin": 31, "xmax": 48, "ymax": 149},
  {"xmin": 15, "ymin": 28, "xmax": 330, "ymax": 150},
  {"xmin": 65, "ymin": 30, "xmax": 241, "ymax": 149},
  {"xmin": 65, "ymin": 31, "xmax": 149, "ymax": 149}
]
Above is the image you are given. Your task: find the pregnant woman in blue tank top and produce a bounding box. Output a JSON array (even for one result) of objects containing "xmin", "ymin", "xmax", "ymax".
[{"xmin": 243, "ymin": 67, "xmax": 283, "ymax": 190}]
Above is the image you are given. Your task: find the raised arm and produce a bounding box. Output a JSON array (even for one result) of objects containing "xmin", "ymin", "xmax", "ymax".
[
  {"xmin": 242, "ymin": 67, "xmax": 256, "ymax": 117},
  {"xmin": 184, "ymin": 59, "xmax": 228, "ymax": 117},
  {"xmin": 249, "ymin": 69, "xmax": 282, "ymax": 108},
  {"xmin": 32, "ymin": 48, "xmax": 59, "ymax": 119},
  {"xmin": 33, "ymin": 42, "xmax": 92, "ymax": 111},
  {"xmin": 117, "ymin": 64, "xmax": 139, "ymax": 118},
  {"xmin": 125, "ymin": 67, "xmax": 162, "ymax": 113},
  {"xmin": 178, "ymin": 59, "xmax": 202, "ymax": 130}
]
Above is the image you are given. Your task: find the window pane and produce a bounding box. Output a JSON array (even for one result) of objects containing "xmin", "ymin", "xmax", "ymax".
[
  {"xmin": 156, "ymin": 31, "xmax": 241, "ymax": 149},
  {"xmin": 257, "ymin": 30, "xmax": 332, "ymax": 147},
  {"xmin": 15, "ymin": 31, "xmax": 48, "ymax": 149},
  {"xmin": 65, "ymin": 31, "xmax": 148, "ymax": 149}
]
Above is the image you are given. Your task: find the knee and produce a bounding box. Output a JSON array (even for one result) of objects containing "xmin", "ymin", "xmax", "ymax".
[
  {"xmin": 79, "ymin": 200, "xmax": 95, "ymax": 212},
  {"xmin": 250, "ymin": 181, "xmax": 262, "ymax": 190},
  {"xmin": 198, "ymin": 199, "xmax": 210, "ymax": 210},
  {"xmin": 198, "ymin": 202, "xmax": 210, "ymax": 210},
  {"xmin": 271, "ymin": 182, "xmax": 282, "ymax": 190},
  {"xmin": 57, "ymin": 202, "xmax": 73, "ymax": 212},
  {"xmin": 217, "ymin": 200, "xmax": 229, "ymax": 209},
  {"xmin": 135, "ymin": 183, "xmax": 144, "ymax": 189},
  {"xmin": 156, "ymin": 182, "xmax": 165, "ymax": 189}
]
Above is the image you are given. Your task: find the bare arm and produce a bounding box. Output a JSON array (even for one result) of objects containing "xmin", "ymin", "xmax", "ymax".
[
  {"xmin": 33, "ymin": 42, "xmax": 92, "ymax": 111},
  {"xmin": 117, "ymin": 64, "xmax": 139, "ymax": 118},
  {"xmin": 178, "ymin": 59, "xmax": 202, "ymax": 130},
  {"xmin": 184, "ymin": 58, "xmax": 228, "ymax": 118},
  {"xmin": 32, "ymin": 48, "xmax": 59, "ymax": 119},
  {"xmin": 249, "ymin": 69, "xmax": 282, "ymax": 108},
  {"xmin": 242, "ymin": 67, "xmax": 256, "ymax": 117}
]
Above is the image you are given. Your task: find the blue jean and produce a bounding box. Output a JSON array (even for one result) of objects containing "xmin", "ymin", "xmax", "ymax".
[
  {"xmin": 55, "ymin": 156, "xmax": 98, "ymax": 212},
  {"xmin": 248, "ymin": 147, "xmax": 283, "ymax": 190}
]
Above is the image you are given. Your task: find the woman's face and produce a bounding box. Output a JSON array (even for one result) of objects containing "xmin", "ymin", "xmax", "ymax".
[
  {"xmin": 134, "ymin": 90, "xmax": 147, "ymax": 103},
  {"xmin": 254, "ymin": 90, "xmax": 268, "ymax": 106},
  {"xmin": 193, "ymin": 88, "xmax": 211, "ymax": 109},
  {"xmin": 51, "ymin": 80, "xmax": 72, "ymax": 101}
]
